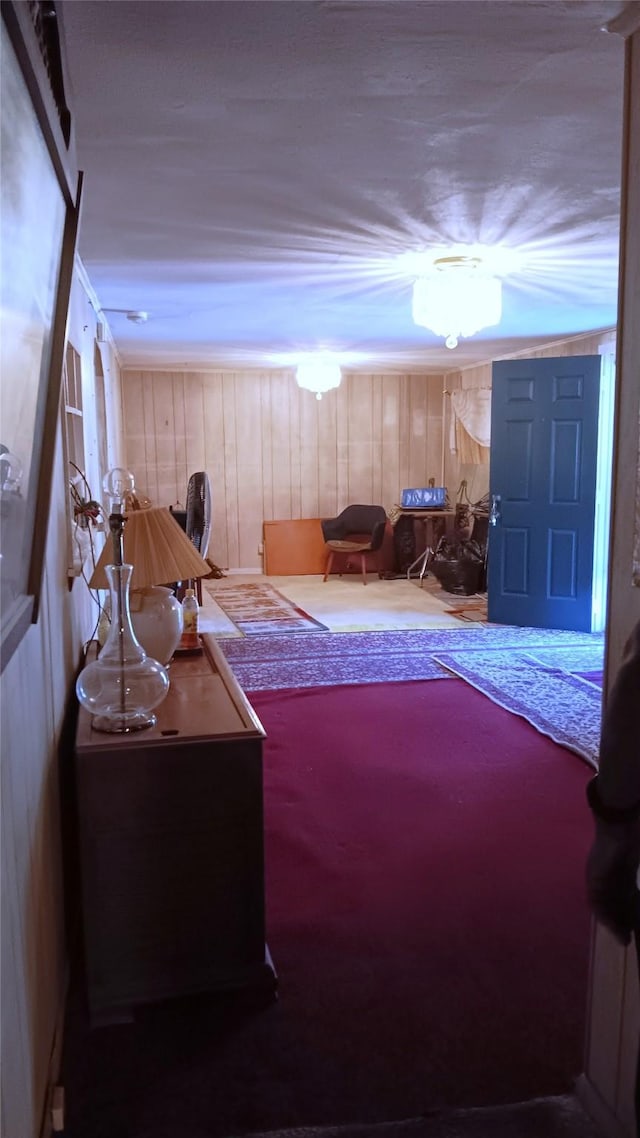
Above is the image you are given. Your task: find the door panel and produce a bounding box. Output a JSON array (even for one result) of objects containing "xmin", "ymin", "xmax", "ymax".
[{"xmin": 488, "ymin": 356, "xmax": 601, "ymax": 631}]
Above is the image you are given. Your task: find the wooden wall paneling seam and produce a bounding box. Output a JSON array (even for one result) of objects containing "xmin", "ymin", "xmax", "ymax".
[
  {"xmin": 408, "ymin": 375, "xmax": 427, "ymax": 489},
  {"xmin": 426, "ymin": 375, "xmax": 443, "ymax": 487},
  {"xmin": 398, "ymin": 374, "xmax": 410, "ymax": 492},
  {"xmin": 133, "ymin": 372, "xmax": 150, "ymax": 501},
  {"xmin": 372, "ymin": 373, "xmax": 383, "ymax": 507},
  {"xmin": 347, "ymin": 372, "xmax": 372, "ymax": 505},
  {"xmin": 222, "ymin": 374, "xmax": 240, "ymax": 568},
  {"xmin": 317, "ymin": 378, "xmax": 337, "ymax": 517},
  {"xmin": 301, "ymin": 383, "xmax": 318, "ymax": 520},
  {"xmin": 152, "ymin": 372, "xmax": 178, "ymax": 508},
  {"xmin": 260, "ymin": 372, "xmax": 274, "ymax": 530},
  {"xmin": 236, "ymin": 369, "xmax": 258, "ymax": 567},
  {"xmin": 289, "ymin": 380, "xmax": 302, "ymax": 520},
  {"xmin": 269, "ymin": 372, "xmax": 290, "ymax": 521},
  {"xmin": 368, "ymin": 374, "xmax": 376, "ymax": 504},
  {"xmin": 204, "ymin": 372, "xmax": 220, "ymax": 567},
  {"xmin": 193, "ymin": 370, "xmax": 208, "ymax": 476},
  {"xmin": 144, "ymin": 372, "xmax": 160, "ymax": 504},
  {"xmin": 121, "ymin": 371, "xmax": 142, "ymax": 494},
  {"xmin": 313, "ymin": 384, "xmax": 322, "ymax": 519},
  {"xmin": 203, "ymin": 372, "xmax": 227, "ymax": 568},
  {"xmin": 237, "ymin": 372, "xmax": 265, "ymax": 568},
  {"xmin": 379, "ymin": 375, "xmax": 397, "ymax": 511},
  {"xmin": 177, "ymin": 370, "xmax": 190, "ymax": 504},
  {"xmin": 171, "ymin": 372, "xmax": 187, "ymax": 505},
  {"xmin": 335, "ymin": 378, "xmax": 349, "ymax": 511}
]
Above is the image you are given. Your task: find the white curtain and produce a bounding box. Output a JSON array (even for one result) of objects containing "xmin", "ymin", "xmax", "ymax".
[{"xmin": 449, "ymin": 388, "xmax": 492, "ymax": 451}]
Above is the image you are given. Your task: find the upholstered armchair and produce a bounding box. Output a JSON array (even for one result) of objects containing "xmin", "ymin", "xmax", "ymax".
[{"xmin": 321, "ymin": 504, "xmax": 388, "ymax": 585}]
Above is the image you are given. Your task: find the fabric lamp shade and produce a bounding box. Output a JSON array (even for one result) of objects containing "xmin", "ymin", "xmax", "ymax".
[{"xmin": 89, "ymin": 506, "xmax": 210, "ymax": 591}]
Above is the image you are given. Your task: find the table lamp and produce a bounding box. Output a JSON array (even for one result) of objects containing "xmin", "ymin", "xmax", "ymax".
[
  {"xmin": 76, "ymin": 469, "xmax": 171, "ymax": 733},
  {"xmin": 88, "ymin": 499, "xmax": 211, "ymax": 665}
]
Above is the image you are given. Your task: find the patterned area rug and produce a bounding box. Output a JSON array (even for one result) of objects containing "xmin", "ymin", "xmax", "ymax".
[
  {"xmin": 433, "ymin": 644, "xmax": 603, "ymax": 769},
  {"xmin": 219, "ymin": 625, "xmax": 603, "ymax": 767},
  {"xmin": 443, "ymin": 599, "xmax": 488, "ymax": 623},
  {"xmin": 219, "ymin": 625, "xmax": 602, "ymax": 683},
  {"xmin": 205, "ymin": 582, "xmax": 328, "ymax": 634}
]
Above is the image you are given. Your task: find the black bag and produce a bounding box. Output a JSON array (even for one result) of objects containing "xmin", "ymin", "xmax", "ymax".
[{"xmin": 430, "ymin": 537, "xmax": 485, "ymax": 595}]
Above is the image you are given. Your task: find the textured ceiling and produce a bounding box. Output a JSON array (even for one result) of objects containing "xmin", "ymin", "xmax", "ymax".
[{"xmin": 59, "ymin": 0, "xmax": 628, "ymax": 372}]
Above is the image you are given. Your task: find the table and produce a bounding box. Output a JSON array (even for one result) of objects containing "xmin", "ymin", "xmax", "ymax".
[
  {"xmin": 74, "ymin": 634, "xmax": 276, "ymax": 1025},
  {"xmin": 397, "ymin": 509, "xmax": 457, "ymax": 585}
]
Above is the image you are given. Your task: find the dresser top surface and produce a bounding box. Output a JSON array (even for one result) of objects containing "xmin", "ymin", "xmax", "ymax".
[{"xmin": 76, "ymin": 634, "xmax": 265, "ymax": 753}]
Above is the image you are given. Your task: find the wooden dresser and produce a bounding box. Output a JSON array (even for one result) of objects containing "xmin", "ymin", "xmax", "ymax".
[{"xmin": 74, "ymin": 634, "xmax": 276, "ymax": 1025}]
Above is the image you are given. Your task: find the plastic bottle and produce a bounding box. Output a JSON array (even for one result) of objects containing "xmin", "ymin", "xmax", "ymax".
[{"xmin": 179, "ymin": 588, "xmax": 199, "ymax": 650}]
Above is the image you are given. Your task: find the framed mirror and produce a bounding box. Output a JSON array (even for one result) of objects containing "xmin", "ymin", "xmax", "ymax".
[{"xmin": 0, "ymin": 1, "xmax": 82, "ymax": 672}]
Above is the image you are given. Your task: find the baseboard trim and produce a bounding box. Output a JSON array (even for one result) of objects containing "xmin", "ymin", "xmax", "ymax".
[{"xmin": 576, "ymin": 1074, "xmax": 635, "ymax": 1138}]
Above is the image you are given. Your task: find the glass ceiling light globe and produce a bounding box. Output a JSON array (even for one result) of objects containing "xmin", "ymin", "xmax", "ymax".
[
  {"xmin": 412, "ymin": 256, "xmax": 502, "ymax": 349},
  {"xmin": 103, "ymin": 467, "xmax": 135, "ymax": 511},
  {"xmin": 296, "ymin": 356, "xmax": 342, "ymax": 400}
]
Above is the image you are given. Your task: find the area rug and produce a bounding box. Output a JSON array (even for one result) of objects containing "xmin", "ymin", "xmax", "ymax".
[
  {"xmin": 433, "ymin": 647, "xmax": 603, "ymax": 769},
  {"xmin": 60, "ymin": 680, "xmax": 594, "ymax": 1137},
  {"xmin": 219, "ymin": 625, "xmax": 603, "ymax": 692},
  {"xmin": 205, "ymin": 581, "xmax": 329, "ymax": 634},
  {"xmin": 442, "ymin": 597, "xmax": 488, "ymax": 623}
]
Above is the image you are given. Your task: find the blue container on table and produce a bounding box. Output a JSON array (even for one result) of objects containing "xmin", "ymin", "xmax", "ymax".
[{"xmin": 401, "ymin": 487, "xmax": 447, "ymax": 509}]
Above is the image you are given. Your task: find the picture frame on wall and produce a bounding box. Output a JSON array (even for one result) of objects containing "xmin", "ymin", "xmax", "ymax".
[{"xmin": 0, "ymin": 1, "xmax": 82, "ymax": 672}]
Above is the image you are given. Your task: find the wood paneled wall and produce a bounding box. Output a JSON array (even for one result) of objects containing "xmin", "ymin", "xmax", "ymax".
[
  {"xmin": 121, "ymin": 329, "xmax": 615, "ymax": 572},
  {"xmin": 121, "ymin": 370, "xmax": 452, "ymax": 569}
]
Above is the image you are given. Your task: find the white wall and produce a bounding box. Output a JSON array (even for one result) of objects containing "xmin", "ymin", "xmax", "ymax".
[
  {"xmin": 581, "ymin": 18, "xmax": 640, "ymax": 1137},
  {"xmin": 0, "ymin": 265, "xmax": 122, "ymax": 1138}
]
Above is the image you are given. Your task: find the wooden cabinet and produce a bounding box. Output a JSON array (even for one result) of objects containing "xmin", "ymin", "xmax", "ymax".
[
  {"xmin": 263, "ymin": 517, "xmax": 327, "ymax": 574},
  {"xmin": 74, "ymin": 635, "xmax": 276, "ymax": 1025}
]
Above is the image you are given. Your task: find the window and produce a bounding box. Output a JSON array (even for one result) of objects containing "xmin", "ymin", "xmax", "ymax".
[{"xmin": 62, "ymin": 342, "xmax": 93, "ymax": 577}]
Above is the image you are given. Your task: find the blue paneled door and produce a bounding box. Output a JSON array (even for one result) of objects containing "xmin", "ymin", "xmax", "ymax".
[{"xmin": 488, "ymin": 356, "xmax": 602, "ymax": 632}]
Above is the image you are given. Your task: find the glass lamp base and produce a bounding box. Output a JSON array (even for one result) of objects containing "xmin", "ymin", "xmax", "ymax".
[{"xmin": 91, "ymin": 711, "xmax": 157, "ymax": 734}]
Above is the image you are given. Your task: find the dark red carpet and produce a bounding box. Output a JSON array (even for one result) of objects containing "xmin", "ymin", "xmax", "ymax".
[{"xmin": 62, "ymin": 679, "xmax": 593, "ymax": 1138}]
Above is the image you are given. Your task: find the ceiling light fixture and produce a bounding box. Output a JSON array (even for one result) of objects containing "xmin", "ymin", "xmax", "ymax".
[
  {"xmin": 296, "ymin": 355, "xmax": 342, "ymax": 400},
  {"xmin": 412, "ymin": 255, "xmax": 502, "ymax": 349}
]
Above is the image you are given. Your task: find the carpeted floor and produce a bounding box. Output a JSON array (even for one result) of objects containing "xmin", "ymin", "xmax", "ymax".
[
  {"xmin": 218, "ymin": 626, "xmax": 604, "ymax": 767},
  {"xmin": 433, "ymin": 647, "xmax": 603, "ymax": 769},
  {"xmin": 243, "ymin": 1093, "xmax": 600, "ymax": 1137},
  {"xmin": 61, "ymin": 680, "xmax": 594, "ymax": 1138}
]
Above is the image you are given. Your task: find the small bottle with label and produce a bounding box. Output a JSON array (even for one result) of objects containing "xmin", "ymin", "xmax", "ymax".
[{"xmin": 179, "ymin": 587, "xmax": 200, "ymax": 650}]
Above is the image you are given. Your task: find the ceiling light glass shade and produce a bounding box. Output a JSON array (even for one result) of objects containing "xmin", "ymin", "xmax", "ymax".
[
  {"xmin": 296, "ymin": 357, "xmax": 342, "ymax": 400},
  {"xmin": 412, "ymin": 257, "xmax": 502, "ymax": 349},
  {"xmin": 76, "ymin": 563, "xmax": 170, "ymax": 732}
]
